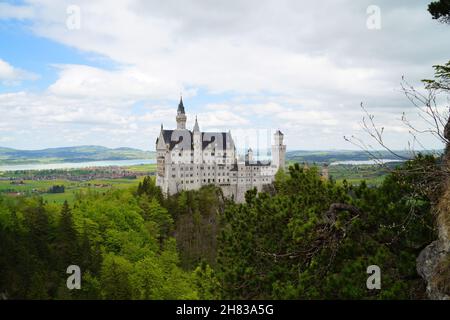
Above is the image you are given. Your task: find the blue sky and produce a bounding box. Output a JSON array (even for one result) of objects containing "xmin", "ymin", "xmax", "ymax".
[{"xmin": 0, "ymin": 0, "xmax": 449, "ymax": 151}]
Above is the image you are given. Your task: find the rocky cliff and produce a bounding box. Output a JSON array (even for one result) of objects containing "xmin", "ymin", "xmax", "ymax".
[{"xmin": 417, "ymin": 122, "xmax": 450, "ymax": 299}]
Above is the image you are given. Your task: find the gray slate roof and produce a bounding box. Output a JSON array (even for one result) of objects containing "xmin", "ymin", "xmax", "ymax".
[{"xmin": 157, "ymin": 129, "xmax": 235, "ymax": 151}]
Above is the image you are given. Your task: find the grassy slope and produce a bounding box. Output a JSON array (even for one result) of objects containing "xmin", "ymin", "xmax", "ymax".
[
  {"xmin": 0, "ymin": 178, "xmax": 147, "ymax": 204},
  {"xmin": 0, "ymin": 164, "xmax": 157, "ymax": 204}
]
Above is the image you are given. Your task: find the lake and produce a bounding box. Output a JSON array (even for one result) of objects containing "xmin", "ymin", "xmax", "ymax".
[{"xmin": 0, "ymin": 159, "xmax": 156, "ymax": 172}]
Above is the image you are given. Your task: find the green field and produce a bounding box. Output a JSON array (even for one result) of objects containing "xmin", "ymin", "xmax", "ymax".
[
  {"xmin": 0, "ymin": 160, "xmax": 391, "ymax": 205},
  {"xmin": 0, "ymin": 178, "xmax": 147, "ymax": 204},
  {"xmin": 286, "ymin": 160, "xmax": 394, "ymax": 186},
  {"xmin": 328, "ymin": 164, "xmax": 394, "ymax": 186},
  {"xmin": 126, "ymin": 163, "xmax": 157, "ymax": 173},
  {"xmin": 0, "ymin": 162, "xmax": 159, "ymax": 204}
]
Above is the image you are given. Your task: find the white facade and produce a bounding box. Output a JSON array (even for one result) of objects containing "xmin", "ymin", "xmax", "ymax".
[{"xmin": 155, "ymin": 98, "xmax": 286, "ymax": 203}]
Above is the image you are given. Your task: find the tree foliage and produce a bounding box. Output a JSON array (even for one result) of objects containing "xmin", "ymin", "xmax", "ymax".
[
  {"xmin": 217, "ymin": 163, "xmax": 435, "ymax": 299},
  {"xmin": 0, "ymin": 160, "xmax": 439, "ymax": 299},
  {"xmin": 428, "ymin": 0, "xmax": 450, "ymax": 24},
  {"xmin": 0, "ymin": 183, "xmax": 197, "ymax": 299}
]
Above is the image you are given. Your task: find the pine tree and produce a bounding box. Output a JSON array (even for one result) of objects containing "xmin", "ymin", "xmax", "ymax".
[{"xmin": 56, "ymin": 201, "xmax": 79, "ymax": 268}]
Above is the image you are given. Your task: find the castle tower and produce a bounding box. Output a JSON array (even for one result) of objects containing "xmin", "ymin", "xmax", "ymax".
[
  {"xmin": 272, "ymin": 130, "xmax": 286, "ymax": 170},
  {"xmin": 193, "ymin": 116, "xmax": 202, "ymax": 164},
  {"xmin": 176, "ymin": 96, "xmax": 187, "ymax": 130},
  {"xmin": 245, "ymin": 148, "xmax": 253, "ymax": 163}
]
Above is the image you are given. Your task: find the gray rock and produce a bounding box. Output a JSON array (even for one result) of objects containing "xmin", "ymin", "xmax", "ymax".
[{"xmin": 417, "ymin": 240, "xmax": 450, "ymax": 300}]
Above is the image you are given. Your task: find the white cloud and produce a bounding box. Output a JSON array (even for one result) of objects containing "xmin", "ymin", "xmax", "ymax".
[
  {"xmin": 0, "ymin": 0, "xmax": 448, "ymax": 150},
  {"xmin": 0, "ymin": 3, "xmax": 34, "ymax": 20},
  {"xmin": 0, "ymin": 59, "xmax": 37, "ymax": 84},
  {"xmin": 47, "ymin": 64, "xmax": 178, "ymax": 100},
  {"xmin": 13, "ymin": 0, "xmax": 405, "ymax": 97}
]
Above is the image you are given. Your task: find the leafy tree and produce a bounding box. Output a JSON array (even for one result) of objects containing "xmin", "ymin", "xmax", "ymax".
[
  {"xmin": 0, "ymin": 186, "xmax": 199, "ymax": 300},
  {"xmin": 217, "ymin": 163, "xmax": 435, "ymax": 299},
  {"xmin": 137, "ymin": 176, "xmax": 163, "ymax": 203},
  {"xmin": 100, "ymin": 254, "xmax": 133, "ymax": 299},
  {"xmin": 56, "ymin": 201, "xmax": 79, "ymax": 268},
  {"xmin": 428, "ymin": 0, "xmax": 450, "ymax": 24},
  {"xmin": 193, "ymin": 262, "xmax": 220, "ymax": 300},
  {"xmin": 140, "ymin": 197, "xmax": 173, "ymax": 244}
]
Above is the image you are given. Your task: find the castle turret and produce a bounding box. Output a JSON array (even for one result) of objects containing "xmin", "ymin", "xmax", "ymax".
[
  {"xmin": 272, "ymin": 130, "xmax": 286, "ymax": 170},
  {"xmin": 245, "ymin": 148, "xmax": 253, "ymax": 163},
  {"xmin": 176, "ymin": 96, "xmax": 187, "ymax": 130},
  {"xmin": 193, "ymin": 116, "xmax": 202, "ymax": 164}
]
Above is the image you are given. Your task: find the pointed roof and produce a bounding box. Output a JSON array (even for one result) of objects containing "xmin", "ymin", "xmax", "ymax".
[
  {"xmin": 157, "ymin": 129, "xmax": 236, "ymax": 152},
  {"xmin": 193, "ymin": 116, "xmax": 200, "ymax": 132},
  {"xmin": 177, "ymin": 96, "xmax": 185, "ymax": 114}
]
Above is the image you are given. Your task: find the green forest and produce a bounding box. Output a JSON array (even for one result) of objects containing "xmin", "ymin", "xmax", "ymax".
[
  {"xmin": 1, "ymin": 0, "xmax": 450, "ymax": 301},
  {"xmin": 0, "ymin": 154, "xmax": 441, "ymax": 299}
]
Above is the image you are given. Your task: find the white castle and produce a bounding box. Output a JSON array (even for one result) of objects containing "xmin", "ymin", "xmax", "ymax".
[{"xmin": 155, "ymin": 98, "xmax": 286, "ymax": 203}]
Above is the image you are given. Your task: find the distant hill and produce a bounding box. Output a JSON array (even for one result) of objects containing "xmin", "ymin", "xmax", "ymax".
[
  {"xmin": 0, "ymin": 146, "xmax": 440, "ymax": 166},
  {"xmin": 285, "ymin": 149, "xmax": 441, "ymax": 164},
  {"xmin": 0, "ymin": 146, "xmax": 155, "ymax": 165}
]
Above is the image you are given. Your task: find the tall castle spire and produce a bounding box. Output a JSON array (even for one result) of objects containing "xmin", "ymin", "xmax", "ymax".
[
  {"xmin": 176, "ymin": 96, "xmax": 187, "ymax": 129},
  {"xmin": 193, "ymin": 115, "xmax": 200, "ymax": 132},
  {"xmin": 177, "ymin": 96, "xmax": 185, "ymax": 114}
]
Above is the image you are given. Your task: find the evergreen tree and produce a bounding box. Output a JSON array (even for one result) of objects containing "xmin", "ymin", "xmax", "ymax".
[{"xmin": 56, "ymin": 201, "xmax": 79, "ymax": 268}]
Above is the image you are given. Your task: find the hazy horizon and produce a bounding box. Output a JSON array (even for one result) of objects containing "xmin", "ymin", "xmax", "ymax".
[{"xmin": 0, "ymin": 144, "xmax": 443, "ymax": 154}]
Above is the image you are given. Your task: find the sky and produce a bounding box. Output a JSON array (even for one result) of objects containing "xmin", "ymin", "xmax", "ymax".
[{"xmin": 0, "ymin": 0, "xmax": 449, "ymax": 151}]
